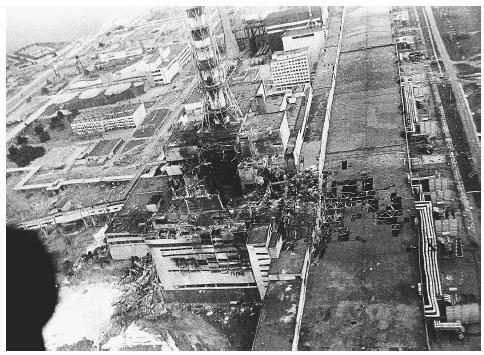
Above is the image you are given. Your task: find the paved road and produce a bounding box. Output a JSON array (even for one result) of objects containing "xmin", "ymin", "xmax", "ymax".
[{"xmin": 424, "ymin": 6, "xmax": 481, "ymax": 181}]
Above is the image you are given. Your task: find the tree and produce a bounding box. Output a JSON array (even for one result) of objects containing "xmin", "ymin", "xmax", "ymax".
[
  {"xmin": 34, "ymin": 123, "xmax": 44, "ymax": 135},
  {"xmin": 8, "ymin": 145, "xmax": 46, "ymax": 167},
  {"xmin": 39, "ymin": 130, "xmax": 51, "ymax": 143},
  {"xmin": 41, "ymin": 87, "xmax": 49, "ymax": 95},
  {"xmin": 8, "ymin": 145, "xmax": 19, "ymax": 160},
  {"xmin": 50, "ymin": 112, "xmax": 65, "ymax": 130},
  {"xmin": 16, "ymin": 136, "xmax": 28, "ymax": 145}
]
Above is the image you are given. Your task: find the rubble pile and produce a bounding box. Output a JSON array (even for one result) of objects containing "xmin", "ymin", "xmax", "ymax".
[
  {"xmin": 80, "ymin": 244, "xmax": 111, "ymax": 265},
  {"xmin": 113, "ymin": 254, "xmax": 166, "ymax": 326}
]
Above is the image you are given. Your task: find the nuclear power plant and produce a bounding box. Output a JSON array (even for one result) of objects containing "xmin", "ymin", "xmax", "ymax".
[{"xmin": 7, "ymin": 5, "xmax": 480, "ymax": 352}]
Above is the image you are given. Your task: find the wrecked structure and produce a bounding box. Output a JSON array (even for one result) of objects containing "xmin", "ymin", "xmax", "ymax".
[
  {"xmin": 102, "ymin": 7, "xmax": 319, "ymax": 304},
  {"xmin": 185, "ymin": 6, "xmax": 244, "ymax": 198}
]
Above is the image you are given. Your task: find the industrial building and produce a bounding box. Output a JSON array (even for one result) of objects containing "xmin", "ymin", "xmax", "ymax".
[
  {"xmin": 110, "ymin": 43, "xmax": 192, "ymax": 86},
  {"xmin": 265, "ymin": 6, "xmax": 328, "ymax": 51},
  {"xmin": 7, "ymin": 43, "xmax": 59, "ymax": 67},
  {"xmin": 6, "ymin": 4, "xmax": 481, "ymax": 352},
  {"xmin": 270, "ymin": 48, "xmax": 311, "ymax": 92},
  {"xmin": 99, "ymin": 47, "xmax": 144, "ymax": 63},
  {"xmin": 70, "ymin": 102, "xmax": 146, "ymax": 135},
  {"xmin": 282, "ymin": 27, "xmax": 326, "ymax": 65}
]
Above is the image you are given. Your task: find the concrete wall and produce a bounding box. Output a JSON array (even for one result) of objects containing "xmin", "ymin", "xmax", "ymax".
[
  {"xmin": 99, "ymin": 47, "xmax": 143, "ymax": 63},
  {"xmin": 247, "ymin": 243, "xmax": 271, "ymax": 298},
  {"xmin": 283, "ymin": 30, "xmax": 325, "ymax": 65},
  {"xmin": 108, "ymin": 242, "xmax": 150, "ymax": 260},
  {"xmin": 294, "ymin": 87, "xmax": 313, "ymax": 167},
  {"xmin": 292, "ymin": 246, "xmax": 311, "ymax": 351},
  {"xmin": 164, "ymin": 287, "xmax": 260, "ymax": 303},
  {"xmin": 280, "ymin": 113, "xmax": 291, "ymax": 150}
]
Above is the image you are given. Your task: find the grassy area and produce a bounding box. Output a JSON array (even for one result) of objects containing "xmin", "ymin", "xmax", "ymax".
[
  {"xmin": 132, "ymin": 108, "xmax": 170, "ymax": 138},
  {"xmin": 121, "ymin": 139, "xmax": 147, "ymax": 153}
]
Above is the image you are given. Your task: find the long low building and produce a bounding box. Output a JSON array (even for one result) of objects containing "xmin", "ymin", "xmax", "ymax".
[{"xmin": 71, "ymin": 102, "xmax": 147, "ymax": 135}]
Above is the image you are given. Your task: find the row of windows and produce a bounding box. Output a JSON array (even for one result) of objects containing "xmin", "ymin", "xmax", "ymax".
[
  {"xmin": 109, "ymin": 240, "xmax": 145, "ymax": 245},
  {"xmin": 273, "ymin": 73, "xmax": 310, "ymax": 80},
  {"xmin": 176, "ymin": 282, "xmax": 257, "ymax": 289},
  {"xmin": 273, "ymin": 68, "xmax": 309, "ymax": 75},
  {"xmin": 272, "ymin": 63, "xmax": 308, "ymax": 71}
]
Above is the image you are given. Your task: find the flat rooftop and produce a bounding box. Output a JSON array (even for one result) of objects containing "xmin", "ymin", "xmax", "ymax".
[
  {"xmin": 247, "ymin": 223, "xmax": 270, "ymax": 245},
  {"xmin": 241, "ymin": 111, "xmax": 285, "ymax": 134},
  {"xmin": 286, "ymin": 96, "xmax": 306, "ymax": 135},
  {"xmin": 265, "ymin": 6, "xmax": 322, "ymax": 28},
  {"xmin": 272, "ymin": 47, "xmax": 309, "ymax": 61},
  {"xmin": 255, "ymin": 93, "xmax": 285, "ymax": 115},
  {"xmin": 252, "ymin": 279, "xmax": 302, "ymax": 351},
  {"xmin": 121, "ymin": 175, "xmax": 172, "ymax": 214},
  {"xmin": 169, "ymin": 195, "xmax": 224, "ymax": 215},
  {"xmin": 303, "ymin": 88, "xmax": 329, "ymax": 143},
  {"xmin": 6, "ymin": 173, "xmax": 128, "ymax": 225},
  {"xmin": 340, "ymin": 6, "xmax": 393, "ymax": 53},
  {"xmin": 269, "ymin": 238, "xmax": 308, "ymax": 276},
  {"xmin": 106, "ymin": 175, "xmax": 172, "ymax": 234},
  {"xmin": 74, "ymin": 102, "xmax": 142, "ymax": 123},
  {"xmin": 284, "ymin": 26, "xmax": 325, "ymax": 37},
  {"xmin": 229, "ymin": 81, "xmax": 262, "ymax": 115},
  {"xmin": 299, "ymin": 7, "xmax": 427, "ymax": 350},
  {"xmin": 327, "ymin": 46, "xmax": 401, "ymax": 153}
]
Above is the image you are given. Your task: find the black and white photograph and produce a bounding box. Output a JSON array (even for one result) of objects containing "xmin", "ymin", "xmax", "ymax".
[{"xmin": 3, "ymin": 0, "xmax": 481, "ymax": 351}]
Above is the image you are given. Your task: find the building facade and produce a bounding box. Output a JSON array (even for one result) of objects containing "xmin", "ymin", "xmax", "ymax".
[
  {"xmin": 265, "ymin": 6, "xmax": 328, "ymax": 51},
  {"xmin": 270, "ymin": 48, "xmax": 311, "ymax": 92},
  {"xmin": 246, "ymin": 222, "xmax": 282, "ymax": 298},
  {"xmin": 71, "ymin": 102, "xmax": 146, "ymax": 135},
  {"xmin": 282, "ymin": 27, "xmax": 326, "ymax": 65},
  {"xmin": 147, "ymin": 222, "xmax": 258, "ymax": 295}
]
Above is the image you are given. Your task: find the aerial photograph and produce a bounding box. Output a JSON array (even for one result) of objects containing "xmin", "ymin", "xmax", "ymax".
[{"xmin": 4, "ymin": 1, "xmax": 481, "ymax": 351}]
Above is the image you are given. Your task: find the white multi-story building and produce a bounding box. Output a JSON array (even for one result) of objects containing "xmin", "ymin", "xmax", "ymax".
[
  {"xmin": 71, "ymin": 102, "xmax": 146, "ymax": 135},
  {"xmin": 111, "ymin": 43, "xmax": 192, "ymax": 86},
  {"xmin": 150, "ymin": 43, "xmax": 192, "ymax": 85},
  {"xmin": 282, "ymin": 27, "xmax": 326, "ymax": 65},
  {"xmin": 270, "ymin": 47, "xmax": 311, "ymax": 92}
]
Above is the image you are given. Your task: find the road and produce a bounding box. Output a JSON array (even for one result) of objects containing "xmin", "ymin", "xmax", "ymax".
[{"xmin": 424, "ymin": 6, "xmax": 481, "ymax": 181}]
